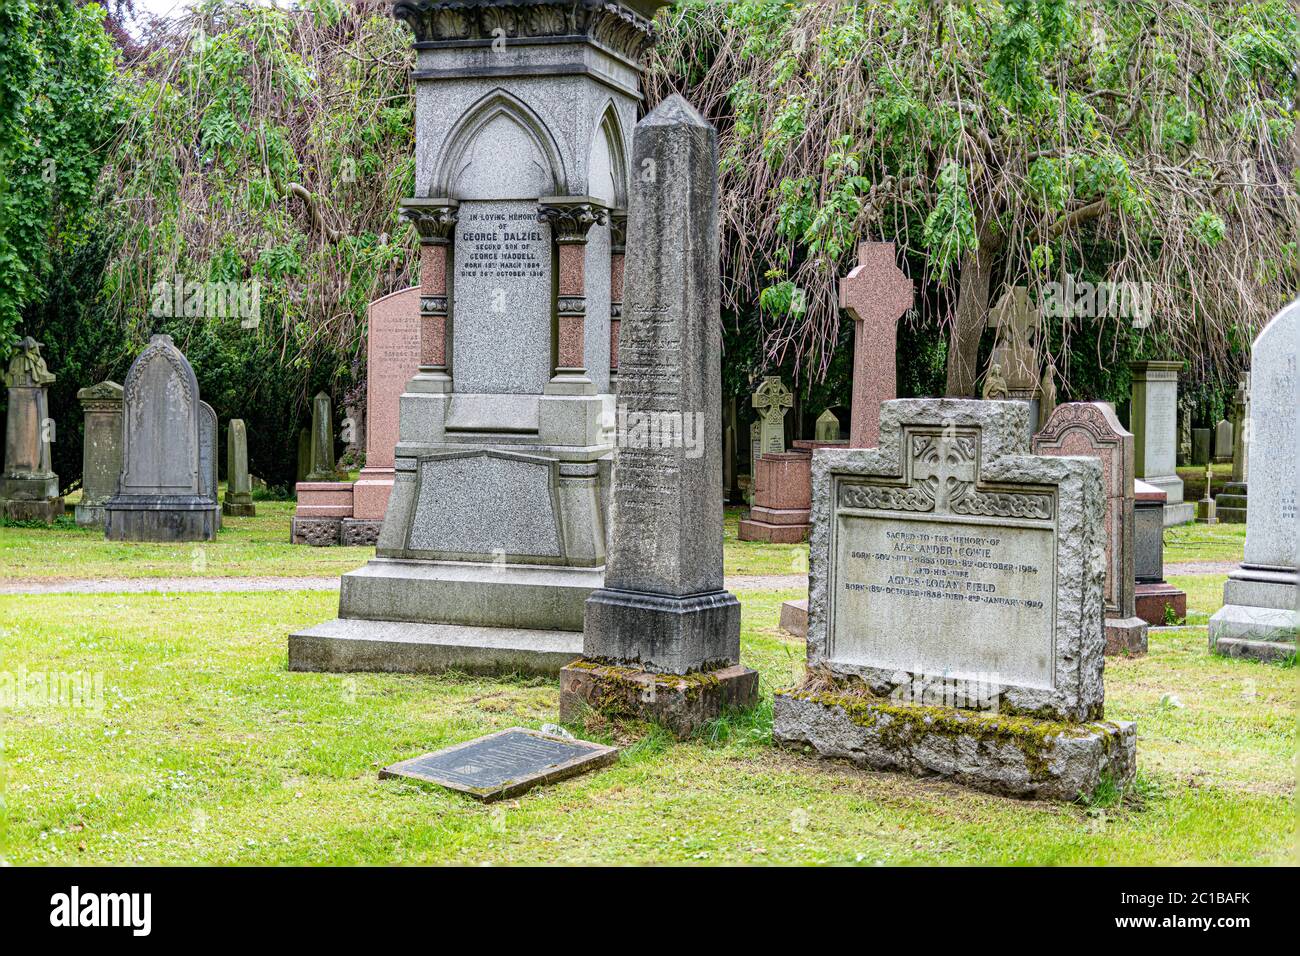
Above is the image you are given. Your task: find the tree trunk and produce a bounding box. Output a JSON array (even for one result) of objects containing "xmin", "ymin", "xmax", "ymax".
[{"xmin": 944, "ymin": 223, "xmax": 1004, "ymax": 397}]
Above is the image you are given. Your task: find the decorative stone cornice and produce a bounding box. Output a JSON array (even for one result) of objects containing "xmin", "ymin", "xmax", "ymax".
[
  {"xmin": 392, "ymin": 0, "xmax": 662, "ymax": 62},
  {"xmin": 609, "ymin": 210, "xmax": 628, "ymax": 252},
  {"xmin": 400, "ymin": 198, "xmax": 460, "ymax": 244},
  {"xmin": 537, "ymin": 196, "xmax": 608, "ymax": 243}
]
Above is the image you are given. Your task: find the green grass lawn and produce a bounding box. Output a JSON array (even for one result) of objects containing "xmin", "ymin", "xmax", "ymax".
[
  {"xmin": 0, "ymin": 500, "xmax": 374, "ymax": 580},
  {"xmin": 1163, "ymin": 521, "xmax": 1247, "ymax": 564},
  {"xmin": 2, "ymin": 579, "xmax": 1292, "ymax": 865}
]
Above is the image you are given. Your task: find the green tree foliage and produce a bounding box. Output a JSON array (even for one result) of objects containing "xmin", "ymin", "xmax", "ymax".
[
  {"xmin": 0, "ymin": 0, "xmax": 122, "ymax": 351},
  {"xmin": 647, "ymin": 0, "xmax": 1300, "ymax": 397}
]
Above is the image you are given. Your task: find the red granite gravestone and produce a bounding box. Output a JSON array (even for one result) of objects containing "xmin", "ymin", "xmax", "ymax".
[{"xmin": 838, "ymin": 242, "xmax": 912, "ymax": 448}]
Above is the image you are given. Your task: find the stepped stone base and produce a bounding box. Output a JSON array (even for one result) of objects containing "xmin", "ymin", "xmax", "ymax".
[
  {"xmin": 289, "ymin": 618, "xmax": 582, "ymax": 676},
  {"xmin": 559, "ymin": 660, "xmax": 759, "ymax": 739},
  {"xmin": 292, "ymin": 515, "xmax": 341, "ymax": 546},
  {"xmin": 737, "ymin": 509, "xmax": 810, "ymax": 543},
  {"xmin": 773, "ymin": 690, "xmax": 1136, "ymax": 801},
  {"xmin": 105, "ymin": 495, "xmax": 218, "ymax": 542},
  {"xmin": 73, "ymin": 503, "xmax": 105, "ymax": 529},
  {"xmin": 1104, "ymin": 616, "xmax": 1149, "ymax": 656},
  {"xmin": 222, "ymin": 499, "xmax": 256, "ymax": 517},
  {"xmin": 1134, "ymin": 581, "xmax": 1186, "ymax": 625},
  {"xmin": 341, "ymin": 518, "xmax": 382, "ymax": 546},
  {"xmin": 1208, "ymin": 566, "xmax": 1297, "ymax": 662}
]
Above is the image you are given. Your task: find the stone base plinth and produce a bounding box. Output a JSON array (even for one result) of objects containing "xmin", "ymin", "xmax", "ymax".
[
  {"xmin": 583, "ymin": 588, "xmax": 741, "ymax": 675},
  {"xmin": 1104, "ymin": 616, "xmax": 1149, "ymax": 656},
  {"xmin": 1135, "ymin": 581, "xmax": 1186, "ymax": 625},
  {"xmin": 779, "ymin": 598, "xmax": 809, "ymax": 638},
  {"xmin": 1195, "ymin": 498, "xmax": 1217, "ymax": 524},
  {"xmin": 351, "ymin": 467, "xmax": 395, "ymax": 521},
  {"xmin": 74, "ymin": 503, "xmax": 105, "ymax": 529},
  {"xmin": 2, "ymin": 497, "xmax": 64, "ymax": 523},
  {"xmin": 292, "ymin": 516, "xmax": 341, "ymax": 546},
  {"xmin": 289, "ymin": 618, "xmax": 581, "ymax": 676},
  {"xmin": 738, "ymin": 506, "xmax": 810, "ymax": 543},
  {"xmin": 559, "ymin": 660, "xmax": 759, "ymax": 739},
  {"xmin": 105, "ymin": 495, "xmax": 218, "ymax": 542},
  {"xmin": 222, "ymin": 494, "xmax": 255, "ymax": 517},
  {"xmin": 1162, "ymin": 501, "xmax": 1195, "ymax": 527},
  {"xmin": 1217, "ymin": 483, "xmax": 1247, "ymax": 523},
  {"xmin": 773, "ymin": 690, "xmax": 1136, "ymax": 801},
  {"xmin": 341, "ymin": 518, "xmax": 382, "ymax": 546},
  {"xmin": 1208, "ymin": 566, "xmax": 1297, "ymax": 661}
]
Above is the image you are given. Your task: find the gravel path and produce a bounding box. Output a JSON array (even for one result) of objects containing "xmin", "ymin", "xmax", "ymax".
[
  {"xmin": 1165, "ymin": 561, "xmax": 1239, "ymax": 576},
  {"xmin": 0, "ymin": 572, "xmax": 815, "ymax": 596}
]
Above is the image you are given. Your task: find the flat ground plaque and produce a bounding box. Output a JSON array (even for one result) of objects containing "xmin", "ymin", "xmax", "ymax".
[{"xmin": 379, "ymin": 728, "xmax": 617, "ymax": 802}]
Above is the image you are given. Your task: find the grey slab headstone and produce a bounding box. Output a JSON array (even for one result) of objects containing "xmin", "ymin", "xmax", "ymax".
[
  {"xmin": 1130, "ymin": 360, "xmax": 1190, "ymax": 523},
  {"xmin": 1209, "ymin": 298, "xmax": 1298, "ymax": 659},
  {"xmin": 1213, "ymin": 417, "xmax": 1233, "ymax": 462},
  {"xmin": 199, "ymin": 400, "xmax": 218, "ymax": 503},
  {"xmin": 75, "ymin": 381, "xmax": 124, "ymax": 528},
  {"xmin": 772, "ymin": 398, "xmax": 1134, "ymax": 799},
  {"xmin": 1191, "ymin": 427, "xmax": 1211, "ymax": 465},
  {"xmin": 1, "ymin": 337, "xmax": 62, "ymax": 522},
  {"xmin": 305, "ymin": 391, "xmax": 338, "ymax": 481},
  {"xmin": 296, "ymin": 428, "xmax": 310, "ymax": 483},
  {"xmin": 1231, "ymin": 374, "xmax": 1250, "ymax": 484},
  {"xmin": 105, "ymin": 334, "xmax": 218, "ymax": 541},
  {"xmin": 1034, "ymin": 402, "xmax": 1147, "ymax": 654},
  {"xmin": 222, "ymin": 418, "xmax": 254, "ymax": 517},
  {"xmin": 380, "ymin": 727, "xmax": 617, "ymax": 802},
  {"xmin": 578, "ymin": 95, "xmax": 745, "ymax": 676}
]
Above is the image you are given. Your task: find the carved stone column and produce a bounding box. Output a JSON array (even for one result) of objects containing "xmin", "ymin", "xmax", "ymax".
[
  {"xmin": 538, "ymin": 196, "xmax": 607, "ymax": 394},
  {"xmin": 399, "ymin": 197, "xmax": 458, "ymax": 393},
  {"xmin": 608, "ymin": 210, "xmax": 627, "ymax": 383}
]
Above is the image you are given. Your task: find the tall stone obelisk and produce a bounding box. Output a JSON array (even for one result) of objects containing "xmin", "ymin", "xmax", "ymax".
[{"xmin": 560, "ymin": 96, "xmax": 758, "ymax": 737}]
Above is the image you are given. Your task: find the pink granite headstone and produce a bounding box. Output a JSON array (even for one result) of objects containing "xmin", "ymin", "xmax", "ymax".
[
  {"xmin": 838, "ymin": 242, "xmax": 912, "ymax": 448},
  {"xmin": 352, "ymin": 286, "xmax": 421, "ymax": 520}
]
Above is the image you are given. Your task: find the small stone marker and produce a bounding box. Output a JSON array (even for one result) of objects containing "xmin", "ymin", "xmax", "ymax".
[
  {"xmin": 1209, "ymin": 297, "xmax": 1298, "ymax": 660},
  {"xmin": 305, "ymin": 391, "xmax": 340, "ymax": 481},
  {"xmin": 1196, "ymin": 462, "xmax": 1217, "ymax": 524},
  {"xmin": 773, "ymin": 398, "xmax": 1136, "ymax": 801},
  {"xmin": 1034, "ymin": 401, "xmax": 1148, "ymax": 655},
  {"xmin": 1191, "ymin": 427, "xmax": 1211, "ymax": 465},
  {"xmin": 222, "ymin": 418, "xmax": 254, "ymax": 517},
  {"xmin": 1213, "ymin": 418, "xmax": 1233, "ymax": 463},
  {"xmin": 380, "ymin": 727, "xmax": 617, "ymax": 802},
  {"xmin": 1133, "ymin": 480, "xmax": 1187, "ymax": 625},
  {"xmin": 815, "ymin": 408, "xmax": 840, "ymax": 442},
  {"xmin": 1, "ymin": 337, "xmax": 62, "ymax": 523},
  {"xmin": 560, "ymin": 95, "xmax": 758, "ymax": 738},
  {"xmin": 752, "ymin": 376, "xmax": 792, "ymax": 456},
  {"xmin": 105, "ymin": 334, "xmax": 218, "ymax": 541},
  {"xmin": 1130, "ymin": 360, "xmax": 1192, "ymax": 524},
  {"xmin": 75, "ymin": 381, "xmax": 124, "ymax": 528},
  {"xmin": 838, "ymin": 242, "xmax": 912, "ymax": 448}
]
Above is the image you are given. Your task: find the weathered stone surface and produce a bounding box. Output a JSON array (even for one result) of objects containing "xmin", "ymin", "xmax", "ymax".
[
  {"xmin": 2, "ymin": 337, "xmax": 62, "ymax": 522},
  {"xmin": 291, "ymin": 516, "xmax": 342, "ymax": 546},
  {"xmin": 199, "ymin": 401, "xmax": 219, "ymax": 530},
  {"xmin": 988, "ymin": 286, "xmax": 1042, "ymax": 428},
  {"xmin": 353, "ymin": 286, "xmax": 420, "ymax": 521},
  {"xmin": 105, "ymin": 334, "xmax": 218, "ymax": 541},
  {"xmin": 773, "ymin": 691, "xmax": 1135, "ymax": 801},
  {"xmin": 340, "ymin": 518, "xmax": 382, "ymax": 546},
  {"xmin": 751, "ymin": 376, "xmax": 792, "ymax": 458},
  {"xmin": 1213, "ymin": 418, "xmax": 1234, "ymax": 462},
  {"xmin": 222, "ymin": 418, "xmax": 254, "ymax": 517},
  {"xmin": 75, "ymin": 381, "xmax": 123, "ymax": 528},
  {"xmin": 379, "ymin": 728, "xmax": 617, "ymax": 802},
  {"xmin": 1231, "ymin": 374, "xmax": 1249, "ymax": 484},
  {"xmin": 305, "ymin": 391, "xmax": 340, "ymax": 481},
  {"xmin": 1191, "ymin": 427, "xmax": 1211, "ymax": 466},
  {"xmin": 773, "ymin": 396, "xmax": 1132, "ymax": 800},
  {"xmin": 1209, "ymin": 297, "xmax": 1298, "ymax": 659},
  {"xmin": 1132, "ymin": 479, "xmax": 1185, "ymax": 625},
  {"xmin": 839, "ymin": 243, "xmax": 912, "ymax": 448},
  {"xmin": 779, "ymin": 598, "xmax": 809, "ymax": 638},
  {"xmin": 1130, "ymin": 360, "xmax": 1190, "ymax": 525},
  {"xmin": 815, "ymin": 408, "xmax": 840, "ymax": 442},
  {"xmin": 738, "ymin": 451, "xmax": 813, "ymax": 542},
  {"xmin": 560, "ymin": 661, "xmax": 759, "ymax": 740}
]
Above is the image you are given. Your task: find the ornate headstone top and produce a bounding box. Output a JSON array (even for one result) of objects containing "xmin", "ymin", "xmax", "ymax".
[
  {"xmin": 4, "ymin": 337, "xmax": 55, "ymax": 388},
  {"xmin": 752, "ymin": 376, "xmax": 792, "ymax": 454},
  {"xmin": 392, "ymin": 0, "xmax": 664, "ymax": 60},
  {"xmin": 989, "ymin": 286, "xmax": 1042, "ymax": 394},
  {"xmin": 815, "ymin": 409, "xmax": 840, "ymax": 442}
]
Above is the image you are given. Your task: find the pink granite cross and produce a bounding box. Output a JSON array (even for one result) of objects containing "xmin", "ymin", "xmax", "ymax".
[{"xmin": 839, "ymin": 242, "xmax": 913, "ymax": 447}]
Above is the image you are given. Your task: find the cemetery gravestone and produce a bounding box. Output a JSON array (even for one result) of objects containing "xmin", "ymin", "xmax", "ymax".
[
  {"xmin": 838, "ymin": 242, "xmax": 912, "ymax": 448},
  {"xmin": 752, "ymin": 377, "xmax": 792, "ymax": 457},
  {"xmin": 1213, "ymin": 418, "xmax": 1233, "ymax": 463},
  {"xmin": 1034, "ymin": 402, "xmax": 1148, "ymax": 655},
  {"xmin": 559, "ymin": 95, "xmax": 758, "ymax": 738},
  {"xmin": 348, "ymin": 286, "xmax": 421, "ymax": 544},
  {"xmin": 773, "ymin": 398, "xmax": 1136, "ymax": 800},
  {"xmin": 1208, "ymin": 298, "xmax": 1298, "ymax": 661},
  {"xmin": 293, "ymin": 391, "xmax": 353, "ymax": 545},
  {"xmin": 1133, "ymin": 480, "xmax": 1187, "ymax": 625},
  {"xmin": 296, "ymin": 428, "xmax": 310, "ymax": 483},
  {"xmin": 1, "ymin": 337, "xmax": 62, "ymax": 523},
  {"xmin": 1129, "ymin": 360, "xmax": 1193, "ymax": 525},
  {"xmin": 988, "ymin": 287, "xmax": 1043, "ymax": 432},
  {"xmin": 1196, "ymin": 462, "xmax": 1217, "ymax": 524},
  {"xmin": 815, "ymin": 409, "xmax": 840, "ymax": 442},
  {"xmin": 199, "ymin": 401, "xmax": 220, "ymax": 530},
  {"xmin": 1220, "ymin": 375, "xmax": 1249, "ymax": 523},
  {"xmin": 105, "ymin": 334, "xmax": 218, "ymax": 541},
  {"xmin": 222, "ymin": 418, "xmax": 254, "ymax": 517},
  {"xmin": 290, "ymin": 0, "xmax": 664, "ymax": 673},
  {"xmin": 75, "ymin": 381, "xmax": 124, "ymax": 528},
  {"xmin": 1191, "ymin": 427, "xmax": 1212, "ymax": 466},
  {"xmin": 1176, "ymin": 400, "xmax": 1193, "ymax": 466}
]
